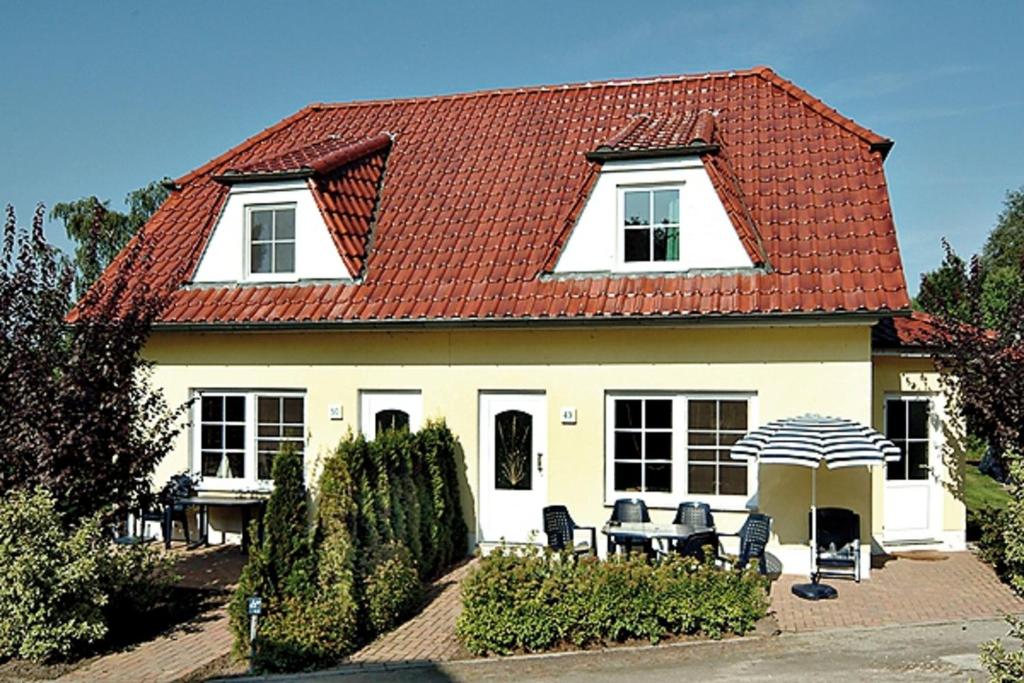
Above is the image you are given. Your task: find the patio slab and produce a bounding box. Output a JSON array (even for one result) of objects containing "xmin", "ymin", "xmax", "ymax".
[{"xmin": 771, "ymin": 550, "xmax": 1024, "ymax": 632}]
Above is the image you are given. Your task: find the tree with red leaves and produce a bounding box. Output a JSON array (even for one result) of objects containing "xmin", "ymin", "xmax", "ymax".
[{"xmin": 0, "ymin": 204, "xmax": 184, "ymax": 525}]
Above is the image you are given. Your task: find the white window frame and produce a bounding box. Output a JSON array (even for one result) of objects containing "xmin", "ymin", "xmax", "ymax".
[
  {"xmin": 617, "ymin": 184, "xmax": 683, "ymax": 271},
  {"xmin": 359, "ymin": 390, "xmax": 424, "ymax": 440},
  {"xmin": 245, "ymin": 203, "xmax": 297, "ymax": 281},
  {"xmin": 191, "ymin": 389, "xmax": 307, "ymax": 492},
  {"xmin": 883, "ymin": 395, "xmax": 933, "ymax": 482},
  {"xmin": 604, "ymin": 392, "xmax": 758, "ymax": 509}
]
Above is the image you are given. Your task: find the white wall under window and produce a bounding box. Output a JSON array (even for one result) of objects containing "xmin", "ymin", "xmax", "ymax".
[
  {"xmin": 359, "ymin": 391, "xmax": 424, "ymax": 440},
  {"xmin": 604, "ymin": 392, "xmax": 759, "ymax": 510},
  {"xmin": 192, "ymin": 180, "xmax": 352, "ymax": 284}
]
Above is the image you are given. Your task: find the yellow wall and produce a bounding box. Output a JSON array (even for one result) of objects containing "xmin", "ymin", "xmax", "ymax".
[
  {"xmin": 871, "ymin": 354, "xmax": 966, "ymax": 544},
  {"xmin": 146, "ymin": 322, "xmax": 880, "ymax": 572}
]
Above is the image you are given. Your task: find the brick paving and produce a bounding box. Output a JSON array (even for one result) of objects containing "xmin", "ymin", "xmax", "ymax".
[
  {"xmin": 348, "ymin": 559, "xmax": 477, "ymax": 664},
  {"xmin": 54, "ymin": 546, "xmax": 245, "ymax": 683},
  {"xmin": 772, "ymin": 550, "xmax": 1024, "ymax": 632}
]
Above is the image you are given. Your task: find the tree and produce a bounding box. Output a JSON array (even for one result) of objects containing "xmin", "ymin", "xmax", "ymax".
[
  {"xmin": 0, "ymin": 204, "xmax": 183, "ymax": 524},
  {"xmin": 50, "ymin": 180, "xmax": 169, "ymax": 294},
  {"xmin": 983, "ymin": 187, "xmax": 1024, "ymax": 273}
]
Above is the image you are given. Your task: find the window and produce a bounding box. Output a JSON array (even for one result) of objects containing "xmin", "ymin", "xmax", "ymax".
[
  {"xmin": 622, "ymin": 188, "xmax": 680, "ymax": 263},
  {"xmin": 606, "ymin": 394, "xmax": 754, "ymax": 506},
  {"xmin": 494, "ymin": 409, "xmax": 533, "ymax": 490},
  {"xmin": 194, "ymin": 391, "xmax": 305, "ymax": 487},
  {"xmin": 247, "ymin": 205, "xmax": 295, "ymax": 275},
  {"xmin": 612, "ymin": 398, "xmax": 673, "ymax": 493},
  {"xmin": 687, "ymin": 399, "xmax": 749, "ymax": 495},
  {"xmin": 359, "ymin": 391, "xmax": 423, "ymax": 440},
  {"xmin": 885, "ymin": 398, "xmax": 930, "ymax": 481}
]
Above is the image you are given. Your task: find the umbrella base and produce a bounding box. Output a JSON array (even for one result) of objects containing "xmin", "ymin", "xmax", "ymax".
[{"xmin": 791, "ymin": 582, "xmax": 838, "ymax": 600}]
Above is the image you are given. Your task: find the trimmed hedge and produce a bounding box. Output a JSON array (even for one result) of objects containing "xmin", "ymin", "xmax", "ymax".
[
  {"xmin": 231, "ymin": 420, "xmax": 467, "ymax": 672},
  {"xmin": 456, "ymin": 547, "xmax": 769, "ymax": 656}
]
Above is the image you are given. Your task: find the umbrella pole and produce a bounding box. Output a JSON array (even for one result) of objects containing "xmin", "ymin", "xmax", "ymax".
[{"xmin": 810, "ymin": 467, "xmax": 818, "ymax": 582}]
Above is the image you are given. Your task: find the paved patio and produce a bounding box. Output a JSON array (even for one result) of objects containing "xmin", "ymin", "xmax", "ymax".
[{"xmin": 772, "ymin": 550, "xmax": 1024, "ymax": 631}]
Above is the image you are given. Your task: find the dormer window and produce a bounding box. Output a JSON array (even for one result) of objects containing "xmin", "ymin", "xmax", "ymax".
[
  {"xmin": 247, "ymin": 204, "xmax": 296, "ymax": 276},
  {"xmin": 622, "ymin": 187, "xmax": 680, "ymax": 263}
]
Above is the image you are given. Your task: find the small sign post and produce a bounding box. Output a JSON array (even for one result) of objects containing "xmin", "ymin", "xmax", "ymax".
[{"xmin": 247, "ymin": 596, "xmax": 262, "ymax": 672}]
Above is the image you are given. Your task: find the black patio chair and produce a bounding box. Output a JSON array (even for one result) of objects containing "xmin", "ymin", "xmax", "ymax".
[
  {"xmin": 719, "ymin": 512, "xmax": 772, "ymax": 576},
  {"xmin": 812, "ymin": 507, "xmax": 861, "ymax": 583},
  {"xmin": 607, "ymin": 498, "xmax": 653, "ymax": 557},
  {"xmin": 673, "ymin": 530, "xmax": 720, "ymax": 562},
  {"xmin": 542, "ymin": 505, "xmax": 596, "ymax": 556},
  {"xmin": 155, "ymin": 472, "xmax": 200, "ymax": 549},
  {"xmin": 669, "ymin": 502, "xmax": 716, "ymax": 553}
]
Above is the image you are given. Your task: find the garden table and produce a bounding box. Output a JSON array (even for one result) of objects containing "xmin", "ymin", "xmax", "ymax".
[
  {"xmin": 600, "ymin": 521, "xmax": 712, "ymax": 555},
  {"xmin": 165, "ymin": 496, "xmax": 268, "ymax": 553}
]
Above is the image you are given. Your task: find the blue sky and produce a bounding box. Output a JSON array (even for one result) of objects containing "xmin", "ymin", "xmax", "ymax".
[{"xmin": 1, "ymin": 1, "xmax": 1021, "ymax": 294}]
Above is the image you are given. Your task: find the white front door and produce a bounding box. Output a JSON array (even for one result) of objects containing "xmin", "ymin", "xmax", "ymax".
[
  {"xmin": 479, "ymin": 392, "xmax": 548, "ymax": 544},
  {"xmin": 883, "ymin": 396, "xmax": 939, "ymax": 542}
]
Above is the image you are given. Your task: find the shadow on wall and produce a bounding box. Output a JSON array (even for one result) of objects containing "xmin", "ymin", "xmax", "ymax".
[
  {"xmin": 758, "ymin": 466, "xmax": 873, "ymax": 548},
  {"xmin": 453, "ymin": 439, "xmax": 477, "ymax": 552}
]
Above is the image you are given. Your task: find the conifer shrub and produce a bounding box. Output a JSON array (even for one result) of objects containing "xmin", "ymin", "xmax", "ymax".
[{"xmin": 362, "ymin": 542, "xmax": 422, "ymax": 634}]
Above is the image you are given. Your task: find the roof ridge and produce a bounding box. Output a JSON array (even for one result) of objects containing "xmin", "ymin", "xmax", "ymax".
[
  {"xmin": 751, "ymin": 66, "xmax": 890, "ymax": 149},
  {"xmin": 308, "ymin": 67, "xmax": 766, "ymax": 111}
]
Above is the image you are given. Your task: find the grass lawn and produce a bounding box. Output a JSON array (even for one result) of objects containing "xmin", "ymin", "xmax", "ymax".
[{"xmin": 965, "ymin": 463, "xmax": 1011, "ymax": 513}]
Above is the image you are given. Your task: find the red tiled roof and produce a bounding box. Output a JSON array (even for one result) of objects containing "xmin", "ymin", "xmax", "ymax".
[
  {"xmin": 100, "ymin": 66, "xmax": 911, "ymax": 326},
  {"xmin": 872, "ymin": 312, "xmax": 939, "ymax": 349},
  {"xmin": 218, "ymin": 132, "xmax": 391, "ymax": 180},
  {"xmin": 596, "ymin": 110, "xmax": 718, "ymax": 154}
]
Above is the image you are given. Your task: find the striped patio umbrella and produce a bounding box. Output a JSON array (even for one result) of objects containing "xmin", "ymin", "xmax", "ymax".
[{"xmin": 730, "ymin": 414, "xmax": 902, "ymax": 579}]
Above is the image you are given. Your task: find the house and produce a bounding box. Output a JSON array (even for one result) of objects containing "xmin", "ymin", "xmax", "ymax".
[{"xmin": 116, "ymin": 66, "xmax": 965, "ymax": 576}]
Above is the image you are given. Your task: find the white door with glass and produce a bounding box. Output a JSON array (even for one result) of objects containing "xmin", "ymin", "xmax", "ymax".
[
  {"xmin": 883, "ymin": 396, "xmax": 938, "ymax": 542},
  {"xmin": 479, "ymin": 393, "xmax": 547, "ymax": 544}
]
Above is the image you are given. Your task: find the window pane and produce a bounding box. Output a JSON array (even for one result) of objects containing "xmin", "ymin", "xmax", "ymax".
[
  {"xmin": 495, "ymin": 410, "xmax": 532, "ymax": 490},
  {"xmin": 258, "ymin": 397, "xmax": 280, "ymax": 423},
  {"xmin": 645, "ymin": 432, "xmax": 672, "ymax": 460},
  {"xmin": 720, "ymin": 401, "xmax": 748, "ymax": 430},
  {"xmin": 251, "ymin": 210, "xmax": 273, "ymax": 240},
  {"xmin": 376, "ymin": 409, "xmax": 410, "ymax": 434},
  {"xmin": 646, "ymin": 399, "xmax": 672, "ymax": 428},
  {"xmin": 908, "ymin": 401, "xmax": 929, "ymax": 439},
  {"xmin": 275, "ymin": 243, "xmax": 295, "ymax": 273},
  {"xmin": 645, "ymin": 463, "xmax": 671, "ymax": 492},
  {"xmin": 258, "ymin": 453, "xmax": 273, "ymax": 481},
  {"xmin": 690, "ymin": 432, "xmax": 716, "ymax": 446},
  {"xmin": 688, "ymin": 448, "xmax": 716, "ymax": 462},
  {"xmin": 688, "ymin": 400, "xmax": 716, "ymax": 430},
  {"xmin": 201, "ymin": 452, "xmax": 222, "ymax": 477},
  {"xmin": 907, "ymin": 441, "xmax": 929, "ymax": 480},
  {"xmin": 283, "ymin": 398, "xmax": 304, "ymax": 424},
  {"xmin": 719, "ymin": 431, "xmax": 743, "ymax": 447},
  {"xmin": 283, "ymin": 425, "xmax": 303, "ymax": 438},
  {"xmin": 258, "ymin": 439, "xmax": 281, "ymax": 455},
  {"xmin": 688, "ymin": 464, "xmax": 715, "ymax": 494},
  {"xmin": 615, "ymin": 400, "xmax": 642, "ymax": 429},
  {"xmin": 720, "ymin": 465, "xmax": 747, "ymax": 495},
  {"xmin": 614, "ymin": 431, "xmax": 642, "ymax": 460},
  {"xmin": 225, "ymin": 452, "xmax": 245, "ymax": 478},
  {"xmin": 251, "ymin": 244, "xmax": 272, "ymax": 273},
  {"xmin": 624, "ymin": 191, "xmax": 650, "ymax": 226},
  {"xmin": 624, "ymin": 228, "xmax": 650, "ymax": 262},
  {"xmin": 225, "ymin": 425, "xmax": 245, "ymax": 449},
  {"xmin": 653, "ymin": 190, "xmax": 679, "ymax": 224},
  {"xmin": 201, "ymin": 396, "xmax": 223, "ymax": 422},
  {"xmin": 652, "ymin": 226, "xmax": 679, "ymax": 261},
  {"xmin": 225, "ymin": 396, "xmax": 246, "ymax": 422},
  {"xmin": 201, "ymin": 425, "xmax": 223, "ymax": 449},
  {"xmin": 274, "ymin": 208, "xmax": 295, "ymax": 240},
  {"xmin": 887, "ymin": 451, "xmax": 907, "ymax": 480},
  {"xmin": 615, "ymin": 462, "xmax": 642, "ymax": 492},
  {"xmin": 886, "ymin": 400, "xmax": 906, "ymax": 439}
]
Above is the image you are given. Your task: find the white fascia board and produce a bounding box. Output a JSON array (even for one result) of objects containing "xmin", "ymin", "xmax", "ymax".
[{"xmin": 192, "ymin": 181, "xmax": 353, "ymax": 284}]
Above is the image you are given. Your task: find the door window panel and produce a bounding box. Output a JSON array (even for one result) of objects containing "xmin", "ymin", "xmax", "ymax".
[{"xmin": 495, "ymin": 410, "xmax": 533, "ymax": 490}]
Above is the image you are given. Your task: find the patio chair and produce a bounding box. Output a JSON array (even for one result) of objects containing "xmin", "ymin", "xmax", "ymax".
[
  {"xmin": 155, "ymin": 472, "xmax": 199, "ymax": 549},
  {"xmin": 719, "ymin": 513, "xmax": 772, "ymax": 576},
  {"xmin": 542, "ymin": 505, "xmax": 596, "ymax": 556},
  {"xmin": 607, "ymin": 498, "xmax": 653, "ymax": 557},
  {"xmin": 669, "ymin": 502, "xmax": 716, "ymax": 553},
  {"xmin": 812, "ymin": 507, "xmax": 861, "ymax": 583},
  {"xmin": 673, "ymin": 530, "xmax": 720, "ymax": 562}
]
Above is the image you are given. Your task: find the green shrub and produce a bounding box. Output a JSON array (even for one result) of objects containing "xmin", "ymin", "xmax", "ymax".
[
  {"xmin": 980, "ymin": 615, "xmax": 1024, "ymax": 682},
  {"xmin": 0, "ymin": 487, "xmax": 172, "ymax": 662},
  {"xmin": 362, "ymin": 542, "xmax": 422, "ymax": 634},
  {"xmin": 456, "ymin": 547, "xmax": 769, "ymax": 656},
  {"xmin": 971, "ymin": 507, "xmax": 1008, "ymax": 576}
]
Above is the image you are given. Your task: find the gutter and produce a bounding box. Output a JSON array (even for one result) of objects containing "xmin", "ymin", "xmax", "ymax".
[{"xmin": 151, "ymin": 309, "xmax": 909, "ymax": 334}]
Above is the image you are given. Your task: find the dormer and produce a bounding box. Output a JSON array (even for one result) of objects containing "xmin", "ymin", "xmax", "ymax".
[
  {"xmin": 191, "ymin": 133, "xmax": 391, "ymax": 285},
  {"xmin": 553, "ymin": 112, "xmax": 767, "ymax": 275}
]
